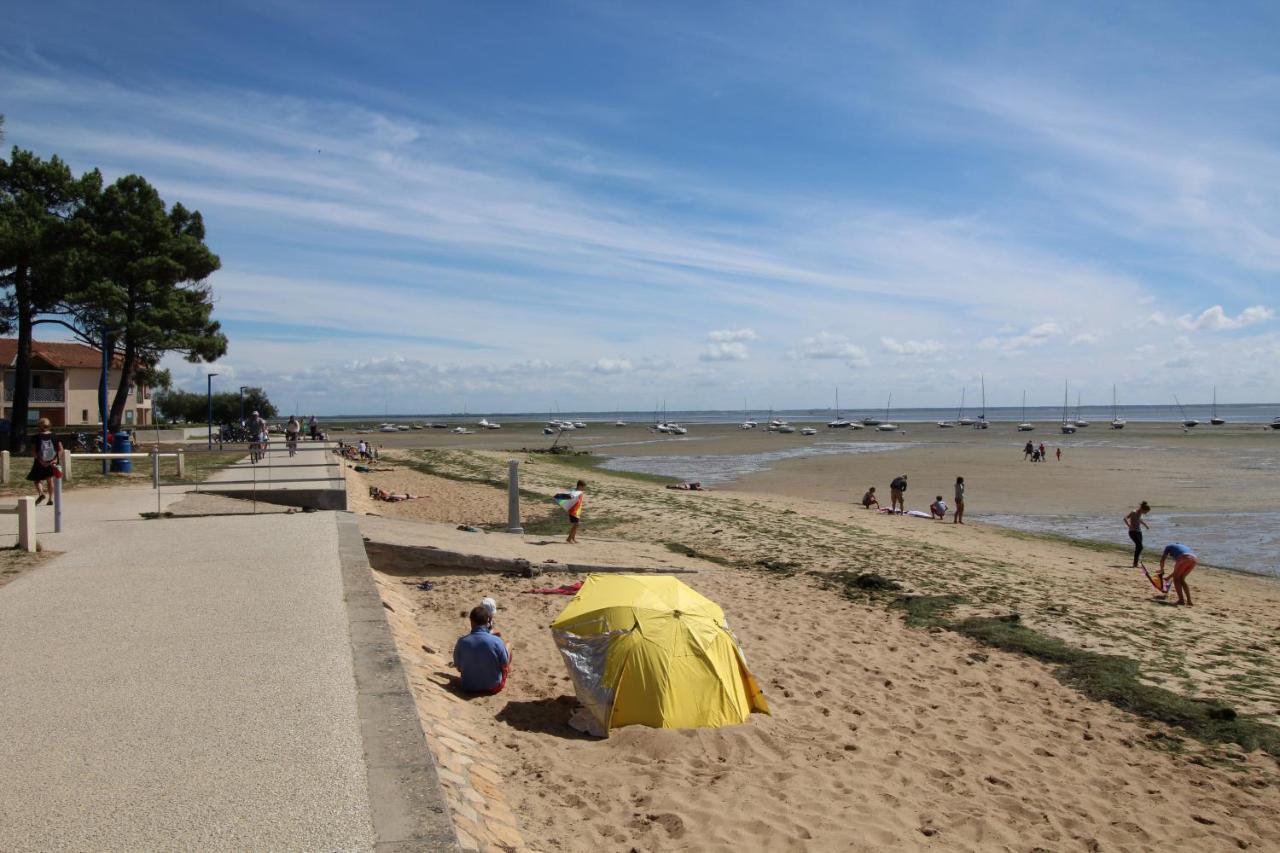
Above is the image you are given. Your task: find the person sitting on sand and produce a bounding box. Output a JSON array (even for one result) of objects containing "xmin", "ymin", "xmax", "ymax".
[
  {"xmin": 1124, "ymin": 501, "xmax": 1151, "ymax": 568},
  {"xmin": 1158, "ymin": 543, "xmax": 1198, "ymax": 607},
  {"xmin": 861, "ymin": 486, "xmax": 879, "ymax": 509},
  {"xmin": 953, "ymin": 476, "xmax": 966, "ymax": 524},
  {"xmin": 665, "ymin": 482, "xmax": 703, "ymax": 491},
  {"xmin": 929, "ymin": 496, "xmax": 947, "ymax": 519},
  {"xmin": 889, "ymin": 474, "xmax": 907, "ymax": 513},
  {"xmin": 452, "ymin": 605, "xmax": 512, "ymax": 694}
]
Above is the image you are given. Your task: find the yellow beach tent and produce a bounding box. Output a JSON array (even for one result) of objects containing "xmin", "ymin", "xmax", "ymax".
[{"xmin": 550, "ymin": 574, "xmax": 770, "ymax": 733}]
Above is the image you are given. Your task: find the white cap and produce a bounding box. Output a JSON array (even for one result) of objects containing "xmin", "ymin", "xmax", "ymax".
[{"xmin": 480, "ymin": 596, "xmax": 497, "ymax": 617}]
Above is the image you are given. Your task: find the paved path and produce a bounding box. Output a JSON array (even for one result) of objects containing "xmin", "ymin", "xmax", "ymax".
[
  {"xmin": 0, "ymin": 483, "xmax": 453, "ymax": 851},
  {"xmin": 195, "ymin": 437, "xmax": 347, "ymax": 510}
]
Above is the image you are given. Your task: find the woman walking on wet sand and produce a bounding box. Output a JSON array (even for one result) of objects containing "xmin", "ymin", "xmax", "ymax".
[
  {"xmin": 953, "ymin": 476, "xmax": 965, "ymax": 524},
  {"xmin": 1124, "ymin": 501, "xmax": 1151, "ymax": 567}
]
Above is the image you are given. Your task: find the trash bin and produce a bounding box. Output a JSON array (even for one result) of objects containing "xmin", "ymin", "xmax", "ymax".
[{"xmin": 110, "ymin": 432, "xmax": 132, "ymax": 473}]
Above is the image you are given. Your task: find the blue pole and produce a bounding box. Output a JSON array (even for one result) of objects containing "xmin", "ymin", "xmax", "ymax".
[{"xmin": 100, "ymin": 330, "xmax": 109, "ymax": 475}]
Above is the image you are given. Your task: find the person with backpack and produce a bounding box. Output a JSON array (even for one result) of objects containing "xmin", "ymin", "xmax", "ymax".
[
  {"xmin": 27, "ymin": 418, "xmax": 62, "ymax": 505},
  {"xmin": 889, "ymin": 474, "xmax": 908, "ymax": 513}
]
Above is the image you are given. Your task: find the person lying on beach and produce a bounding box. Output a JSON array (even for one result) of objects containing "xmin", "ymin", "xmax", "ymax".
[
  {"xmin": 1124, "ymin": 501, "xmax": 1151, "ymax": 567},
  {"xmin": 890, "ymin": 475, "xmax": 907, "ymax": 513},
  {"xmin": 930, "ymin": 496, "xmax": 947, "ymax": 519},
  {"xmin": 666, "ymin": 482, "xmax": 704, "ymax": 490},
  {"xmin": 1158, "ymin": 543, "xmax": 1198, "ymax": 607},
  {"xmin": 369, "ymin": 487, "xmax": 420, "ymax": 502},
  {"xmin": 452, "ymin": 605, "xmax": 512, "ymax": 695},
  {"xmin": 861, "ymin": 487, "xmax": 879, "ymax": 509}
]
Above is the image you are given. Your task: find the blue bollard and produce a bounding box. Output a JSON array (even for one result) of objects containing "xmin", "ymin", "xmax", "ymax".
[{"xmin": 110, "ymin": 432, "xmax": 132, "ymax": 473}]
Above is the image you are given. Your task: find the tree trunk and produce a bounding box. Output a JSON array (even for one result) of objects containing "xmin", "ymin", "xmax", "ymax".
[
  {"xmin": 108, "ymin": 338, "xmax": 137, "ymax": 431},
  {"xmin": 8, "ymin": 268, "xmax": 34, "ymax": 454}
]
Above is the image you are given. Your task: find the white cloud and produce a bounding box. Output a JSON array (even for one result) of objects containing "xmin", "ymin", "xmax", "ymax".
[
  {"xmin": 707, "ymin": 328, "xmax": 758, "ymax": 342},
  {"xmin": 592, "ymin": 358, "xmax": 632, "ymax": 374},
  {"xmin": 979, "ymin": 322, "xmax": 1062, "ymax": 351},
  {"xmin": 1070, "ymin": 333, "xmax": 1100, "ymax": 346},
  {"xmin": 790, "ymin": 332, "xmax": 871, "ymax": 367},
  {"xmin": 880, "ymin": 337, "xmax": 943, "ymax": 356},
  {"xmin": 700, "ymin": 342, "xmax": 750, "ymax": 362},
  {"xmin": 1175, "ymin": 305, "xmax": 1274, "ymax": 332}
]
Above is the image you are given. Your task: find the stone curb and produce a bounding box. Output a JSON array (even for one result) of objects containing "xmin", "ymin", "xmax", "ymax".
[{"xmin": 335, "ymin": 511, "xmax": 461, "ymax": 851}]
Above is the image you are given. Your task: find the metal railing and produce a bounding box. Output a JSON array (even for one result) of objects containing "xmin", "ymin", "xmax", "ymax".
[{"xmin": 4, "ymin": 387, "xmax": 64, "ymax": 402}]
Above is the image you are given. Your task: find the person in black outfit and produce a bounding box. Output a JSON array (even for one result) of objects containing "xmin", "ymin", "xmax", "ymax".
[{"xmin": 1124, "ymin": 501, "xmax": 1151, "ymax": 567}]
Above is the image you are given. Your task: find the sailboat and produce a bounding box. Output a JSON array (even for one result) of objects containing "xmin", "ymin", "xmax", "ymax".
[
  {"xmin": 876, "ymin": 394, "xmax": 898, "ymax": 431},
  {"xmin": 1073, "ymin": 393, "xmax": 1090, "ymax": 428},
  {"xmin": 956, "ymin": 388, "xmax": 974, "ymax": 426},
  {"xmin": 974, "ymin": 375, "xmax": 989, "ymax": 429},
  {"xmin": 1210, "ymin": 387, "xmax": 1225, "ymax": 425},
  {"xmin": 1060, "ymin": 382, "xmax": 1077, "ymax": 434},
  {"xmin": 828, "ymin": 388, "xmax": 852, "ymax": 429},
  {"xmin": 1175, "ymin": 395, "xmax": 1198, "ymax": 428},
  {"xmin": 1017, "ymin": 391, "xmax": 1034, "ymax": 431},
  {"xmin": 1110, "ymin": 385, "xmax": 1126, "ymax": 429}
]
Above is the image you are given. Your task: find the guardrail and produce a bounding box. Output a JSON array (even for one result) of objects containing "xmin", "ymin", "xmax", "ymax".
[
  {"xmin": 59, "ymin": 449, "xmax": 186, "ymax": 485},
  {"xmin": 0, "ymin": 496, "xmax": 37, "ymax": 551}
]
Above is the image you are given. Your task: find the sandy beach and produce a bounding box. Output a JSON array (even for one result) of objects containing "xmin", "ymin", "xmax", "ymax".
[{"xmin": 346, "ymin": 428, "xmax": 1280, "ymax": 851}]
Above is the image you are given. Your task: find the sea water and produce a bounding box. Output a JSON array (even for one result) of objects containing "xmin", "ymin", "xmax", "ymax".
[
  {"xmin": 598, "ymin": 441, "xmax": 906, "ymax": 485},
  {"xmin": 981, "ymin": 512, "xmax": 1280, "ymax": 578}
]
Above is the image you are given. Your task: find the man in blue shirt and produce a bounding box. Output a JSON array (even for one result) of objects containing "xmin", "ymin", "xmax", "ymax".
[{"xmin": 453, "ymin": 605, "xmax": 511, "ymax": 694}]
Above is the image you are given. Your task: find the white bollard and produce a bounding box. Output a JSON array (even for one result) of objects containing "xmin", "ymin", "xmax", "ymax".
[
  {"xmin": 506, "ymin": 459, "xmax": 524, "ymax": 534},
  {"xmin": 152, "ymin": 448, "xmax": 160, "ymax": 489},
  {"xmin": 176, "ymin": 449, "xmax": 186, "ymax": 478},
  {"xmin": 59, "ymin": 448, "xmax": 72, "ymax": 484},
  {"xmin": 1, "ymin": 450, "xmax": 9, "ymax": 485},
  {"xmin": 16, "ymin": 496, "xmax": 36, "ymax": 552}
]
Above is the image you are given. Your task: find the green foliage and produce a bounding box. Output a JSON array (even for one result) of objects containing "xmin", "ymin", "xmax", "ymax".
[
  {"xmin": 154, "ymin": 386, "xmax": 276, "ymax": 423},
  {"xmin": 0, "ymin": 147, "xmax": 103, "ymax": 450},
  {"xmin": 67, "ymin": 174, "xmax": 225, "ymax": 428}
]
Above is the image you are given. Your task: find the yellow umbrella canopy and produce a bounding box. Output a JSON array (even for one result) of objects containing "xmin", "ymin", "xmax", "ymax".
[{"xmin": 550, "ymin": 574, "xmax": 770, "ymax": 733}]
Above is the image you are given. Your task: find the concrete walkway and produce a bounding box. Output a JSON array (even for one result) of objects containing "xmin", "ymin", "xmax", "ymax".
[
  {"xmin": 195, "ymin": 437, "xmax": 348, "ymax": 510},
  {"xmin": 0, "ymin": 483, "xmax": 454, "ymax": 850}
]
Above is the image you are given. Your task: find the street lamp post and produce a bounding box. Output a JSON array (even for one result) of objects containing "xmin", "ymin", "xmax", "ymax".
[
  {"xmin": 207, "ymin": 373, "xmax": 219, "ymax": 449},
  {"xmin": 239, "ymin": 386, "xmax": 248, "ymax": 425}
]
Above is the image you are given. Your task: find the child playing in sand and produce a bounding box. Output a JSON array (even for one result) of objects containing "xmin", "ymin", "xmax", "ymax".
[
  {"xmin": 1158, "ymin": 543, "xmax": 1198, "ymax": 607},
  {"xmin": 929, "ymin": 496, "xmax": 947, "ymax": 519},
  {"xmin": 1124, "ymin": 501, "xmax": 1151, "ymax": 567},
  {"xmin": 861, "ymin": 486, "xmax": 879, "ymax": 509}
]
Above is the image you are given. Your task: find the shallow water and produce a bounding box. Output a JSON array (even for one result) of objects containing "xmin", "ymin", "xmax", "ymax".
[
  {"xmin": 982, "ymin": 512, "xmax": 1280, "ymax": 578},
  {"xmin": 598, "ymin": 441, "xmax": 907, "ymax": 485}
]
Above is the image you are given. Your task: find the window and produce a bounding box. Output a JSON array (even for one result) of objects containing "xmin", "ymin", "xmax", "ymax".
[{"xmin": 82, "ymin": 409, "xmax": 89, "ymax": 422}]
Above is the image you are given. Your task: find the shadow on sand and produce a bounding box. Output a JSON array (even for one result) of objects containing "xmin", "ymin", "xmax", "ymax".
[{"xmin": 495, "ymin": 696, "xmax": 595, "ymax": 740}]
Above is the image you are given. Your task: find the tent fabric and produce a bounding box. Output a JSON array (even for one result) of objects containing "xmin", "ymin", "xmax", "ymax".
[{"xmin": 550, "ymin": 574, "xmax": 770, "ymax": 733}]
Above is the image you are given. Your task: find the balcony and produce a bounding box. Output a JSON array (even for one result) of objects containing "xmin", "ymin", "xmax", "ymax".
[{"xmin": 4, "ymin": 386, "xmax": 65, "ymax": 403}]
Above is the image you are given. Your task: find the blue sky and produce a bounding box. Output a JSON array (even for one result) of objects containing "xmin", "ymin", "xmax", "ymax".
[{"xmin": 3, "ymin": 1, "xmax": 1278, "ymax": 414}]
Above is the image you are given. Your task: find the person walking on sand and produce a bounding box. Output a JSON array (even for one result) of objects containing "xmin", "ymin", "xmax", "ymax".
[
  {"xmin": 556, "ymin": 480, "xmax": 586, "ymax": 543},
  {"xmin": 1023, "ymin": 440, "xmax": 1034, "ymax": 461},
  {"xmin": 861, "ymin": 486, "xmax": 879, "ymax": 509},
  {"xmin": 27, "ymin": 418, "xmax": 62, "ymax": 505},
  {"xmin": 953, "ymin": 476, "xmax": 966, "ymax": 524},
  {"xmin": 1158, "ymin": 543, "xmax": 1198, "ymax": 607},
  {"xmin": 1038, "ymin": 442, "xmax": 1046, "ymax": 463},
  {"xmin": 1125, "ymin": 501, "xmax": 1151, "ymax": 567},
  {"xmin": 1056, "ymin": 446, "xmax": 1062, "ymax": 462},
  {"xmin": 889, "ymin": 474, "xmax": 908, "ymax": 514}
]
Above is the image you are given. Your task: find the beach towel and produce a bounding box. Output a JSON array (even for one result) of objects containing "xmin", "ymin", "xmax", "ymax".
[
  {"xmin": 553, "ymin": 490, "xmax": 584, "ymax": 517},
  {"xmin": 1142, "ymin": 564, "xmax": 1172, "ymax": 594},
  {"xmin": 525, "ymin": 582, "xmax": 584, "ymax": 595}
]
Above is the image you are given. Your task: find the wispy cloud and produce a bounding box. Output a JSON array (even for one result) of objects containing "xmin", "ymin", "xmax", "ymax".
[{"xmin": 1175, "ymin": 305, "xmax": 1274, "ymax": 331}]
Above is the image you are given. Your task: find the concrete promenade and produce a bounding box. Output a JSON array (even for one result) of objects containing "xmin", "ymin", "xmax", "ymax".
[{"xmin": 0, "ymin": 454, "xmax": 454, "ymax": 850}]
